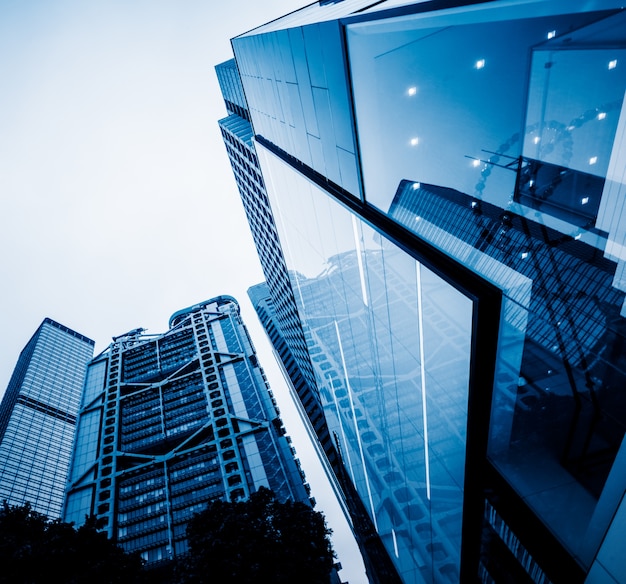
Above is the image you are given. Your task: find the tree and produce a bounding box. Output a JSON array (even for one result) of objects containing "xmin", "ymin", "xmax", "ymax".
[
  {"xmin": 178, "ymin": 487, "xmax": 335, "ymax": 584},
  {"xmin": 0, "ymin": 501, "xmax": 144, "ymax": 583}
]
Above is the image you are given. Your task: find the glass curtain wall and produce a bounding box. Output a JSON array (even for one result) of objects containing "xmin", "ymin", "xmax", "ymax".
[
  {"xmin": 346, "ymin": 3, "xmax": 626, "ymax": 570},
  {"xmin": 257, "ymin": 144, "xmax": 474, "ymax": 583}
]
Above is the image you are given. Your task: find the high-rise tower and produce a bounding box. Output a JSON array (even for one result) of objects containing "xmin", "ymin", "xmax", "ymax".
[
  {"xmin": 63, "ymin": 296, "xmax": 309, "ymax": 564},
  {"xmin": 221, "ymin": 1, "xmax": 626, "ymax": 582},
  {"xmin": 218, "ymin": 57, "xmax": 401, "ymax": 582},
  {"xmin": 0, "ymin": 318, "xmax": 94, "ymax": 517},
  {"xmin": 215, "ymin": 60, "xmax": 328, "ymax": 454}
]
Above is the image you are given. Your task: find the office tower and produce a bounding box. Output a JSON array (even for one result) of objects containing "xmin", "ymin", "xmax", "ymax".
[
  {"xmin": 218, "ymin": 57, "xmax": 400, "ymax": 582},
  {"xmin": 222, "ymin": 1, "xmax": 626, "ymax": 582},
  {"xmin": 248, "ymin": 283, "xmax": 318, "ymax": 437},
  {"xmin": 0, "ymin": 318, "xmax": 94, "ymax": 517},
  {"xmin": 215, "ymin": 59, "xmax": 325, "ymax": 451},
  {"xmin": 63, "ymin": 296, "xmax": 310, "ymax": 564}
]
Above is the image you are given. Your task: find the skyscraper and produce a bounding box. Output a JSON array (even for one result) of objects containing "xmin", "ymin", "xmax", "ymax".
[
  {"xmin": 63, "ymin": 296, "xmax": 310, "ymax": 564},
  {"xmin": 0, "ymin": 318, "xmax": 94, "ymax": 517},
  {"xmin": 222, "ymin": 1, "xmax": 626, "ymax": 582},
  {"xmin": 216, "ymin": 59, "xmax": 327, "ymax": 455},
  {"xmin": 218, "ymin": 58, "xmax": 400, "ymax": 582}
]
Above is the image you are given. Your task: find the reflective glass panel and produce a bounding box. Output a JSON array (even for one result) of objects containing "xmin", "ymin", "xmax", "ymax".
[
  {"xmin": 257, "ymin": 143, "xmax": 473, "ymax": 582},
  {"xmin": 348, "ymin": 6, "xmax": 626, "ymax": 571},
  {"xmin": 346, "ymin": 5, "xmax": 616, "ymax": 213}
]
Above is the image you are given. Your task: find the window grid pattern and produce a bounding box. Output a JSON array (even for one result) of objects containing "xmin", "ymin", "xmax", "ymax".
[{"xmin": 0, "ymin": 319, "xmax": 93, "ymax": 518}]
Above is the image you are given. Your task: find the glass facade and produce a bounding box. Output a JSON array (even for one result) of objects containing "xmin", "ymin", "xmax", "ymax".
[
  {"xmin": 217, "ymin": 58, "xmax": 402, "ymax": 582},
  {"xmin": 0, "ymin": 319, "xmax": 94, "ymax": 518},
  {"xmin": 345, "ymin": 4, "xmax": 626, "ymax": 578},
  {"xmin": 258, "ymin": 145, "xmax": 474, "ymax": 582},
  {"xmin": 228, "ymin": 1, "xmax": 626, "ymax": 582},
  {"xmin": 232, "ymin": 23, "xmax": 361, "ymax": 199},
  {"xmin": 216, "ymin": 59, "xmax": 322, "ymax": 407},
  {"xmin": 64, "ymin": 297, "xmax": 309, "ymax": 564}
]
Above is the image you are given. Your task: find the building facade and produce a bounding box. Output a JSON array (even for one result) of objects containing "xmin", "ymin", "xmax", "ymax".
[
  {"xmin": 222, "ymin": 1, "xmax": 626, "ymax": 582},
  {"xmin": 216, "ymin": 60, "xmax": 328, "ymax": 454},
  {"xmin": 248, "ymin": 282, "xmax": 402, "ymax": 583},
  {"xmin": 63, "ymin": 296, "xmax": 309, "ymax": 564},
  {"xmin": 0, "ymin": 318, "xmax": 94, "ymax": 517},
  {"xmin": 217, "ymin": 58, "xmax": 401, "ymax": 582}
]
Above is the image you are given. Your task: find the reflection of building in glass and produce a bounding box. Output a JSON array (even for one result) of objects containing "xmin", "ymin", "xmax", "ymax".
[
  {"xmin": 217, "ymin": 57, "xmax": 402, "ymax": 583},
  {"xmin": 0, "ymin": 319, "xmax": 94, "ymax": 517},
  {"xmin": 390, "ymin": 179, "xmax": 626, "ymax": 570},
  {"xmin": 290, "ymin": 246, "xmax": 472, "ymax": 581},
  {"xmin": 248, "ymin": 282, "xmax": 401, "ymax": 583},
  {"xmin": 222, "ymin": 1, "xmax": 626, "ymax": 582},
  {"xmin": 63, "ymin": 297, "xmax": 309, "ymax": 564}
]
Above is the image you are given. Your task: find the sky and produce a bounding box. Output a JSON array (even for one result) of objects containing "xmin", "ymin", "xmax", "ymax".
[{"xmin": 0, "ymin": 1, "xmax": 367, "ymax": 581}]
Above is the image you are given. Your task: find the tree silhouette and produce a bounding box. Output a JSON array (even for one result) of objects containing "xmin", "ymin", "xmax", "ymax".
[
  {"xmin": 0, "ymin": 501, "xmax": 144, "ymax": 583},
  {"xmin": 177, "ymin": 487, "xmax": 335, "ymax": 584}
]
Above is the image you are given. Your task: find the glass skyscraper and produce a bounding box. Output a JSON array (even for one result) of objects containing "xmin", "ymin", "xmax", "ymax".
[
  {"xmin": 218, "ymin": 59, "xmax": 401, "ymax": 582},
  {"xmin": 0, "ymin": 318, "xmax": 94, "ymax": 517},
  {"xmin": 220, "ymin": 1, "xmax": 626, "ymax": 582},
  {"xmin": 63, "ymin": 296, "xmax": 310, "ymax": 564},
  {"xmin": 215, "ymin": 60, "xmax": 327, "ymax": 453}
]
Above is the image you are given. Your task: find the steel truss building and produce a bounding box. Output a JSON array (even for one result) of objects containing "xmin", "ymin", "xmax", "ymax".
[
  {"xmin": 63, "ymin": 296, "xmax": 309, "ymax": 564},
  {"xmin": 0, "ymin": 318, "xmax": 94, "ymax": 517},
  {"xmin": 220, "ymin": 1, "xmax": 626, "ymax": 582}
]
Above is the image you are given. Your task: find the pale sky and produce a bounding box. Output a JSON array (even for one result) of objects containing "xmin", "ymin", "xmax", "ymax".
[{"xmin": 0, "ymin": 1, "xmax": 367, "ymax": 580}]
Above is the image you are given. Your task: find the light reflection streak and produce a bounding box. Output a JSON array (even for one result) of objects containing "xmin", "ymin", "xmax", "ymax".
[
  {"xmin": 416, "ymin": 262, "xmax": 431, "ymax": 500},
  {"xmin": 352, "ymin": 215, "xmax": 369, "ymax": 307},
  {"xmin": 334, "ymin": 320, "xmax": 378, "ymax": 529}
]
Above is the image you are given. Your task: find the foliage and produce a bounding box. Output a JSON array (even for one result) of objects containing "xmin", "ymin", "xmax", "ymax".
[
  {"xmin": 177, "ymin": 487, "xmax": 335, "ymax": 584},
  {"xmin": 0, "ymin": 501, "xmax": 144, "ymax": 583}
]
